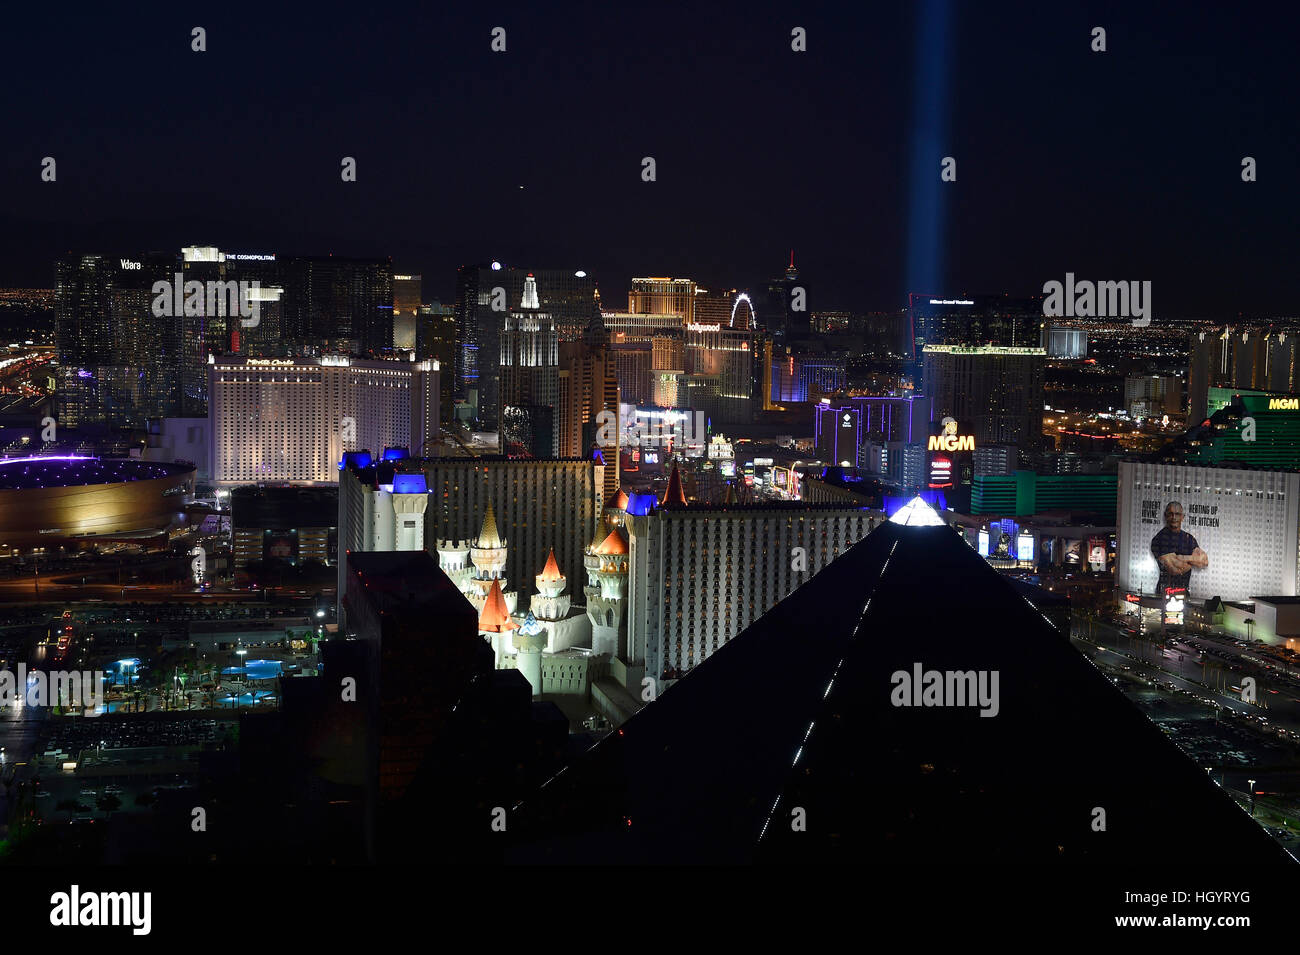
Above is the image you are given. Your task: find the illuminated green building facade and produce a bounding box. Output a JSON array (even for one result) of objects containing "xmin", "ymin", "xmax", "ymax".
[
  {"xmin": 1185, "ymin": 388, "xmax": 1300, "ymax": 471},
  {"xmin": 970, "ymin": 470, "xmax": 1118, "ymax": 520}
]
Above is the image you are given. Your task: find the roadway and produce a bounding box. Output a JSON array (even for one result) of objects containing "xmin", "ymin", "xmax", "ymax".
[{"xmin": 1072, "ymin": 615, "xmax": 1300, "ymax": 735}]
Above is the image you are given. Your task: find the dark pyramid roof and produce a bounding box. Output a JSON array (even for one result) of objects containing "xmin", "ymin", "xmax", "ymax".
[{"xmin": 505, "ymin": 516, "xmax": 1293, "ymax": 864}]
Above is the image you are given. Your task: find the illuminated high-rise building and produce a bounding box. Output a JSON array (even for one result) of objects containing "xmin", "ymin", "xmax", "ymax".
[
  {"xmin": 628, "ymin": 277, "xmax": 698, "ymax": 326},
  {"xmin": 179, "ymin": 246, "xmax": 287, "ymax": 411},
  {"xmin": 907, "ymin": 294, "xmax": 1042, "ymax": 374},
  {"xmin": 750, "ymin": 329, "xmax": 774, "ymax": 411},
  {"xmin": 651, "ymin": 334, "xmax": 685, "ymax": 408},
  {"xmin": 610, "ymin": 342, "xmax": 653, "ymax": 406},
  {"xmin": 1187, "ymin": 326, "xmax": 1300, "ymax": 421},
  {"xmin": 922, "ymin": 344, "xmax": 1045, "ymax": 447},
  {"xmin": 55, "ymin": 251, "xmax": 182, "ymax": 427},
  {"xmin": 209, "ymin": 354, "xmax": 439, "ymax": 484},
  {"xmin": 770, "ymin": 353, "xmax": 846, "ymax": 404},
  {"xmin": 684, "ymin": 323, "xmax": 752, "ymax": 423},
  {"xmin": 559, "ymin": 317, "xmax": 621, "ymax": 500},
  {"xmin": 499, "ymin": 274, "xmax": 560, "ymax": 454},
  {"xmin": 415, "ymin": 302, "xmax": 457, "ymax": 420},
  {"xmin": 283, "ymin": 255, "xmax": 394, "ymax": 356},
  {"xmin": 392, "ymin": 273, "xmax": 422, "ymax": 350},
  {"xmin": 456, "ymin": 264, "xmax": 596, "ymax": 428},
  {"xmin": 623, "ymin": 500, "xmax": 878, "ymax": 688},
  {"xmin": 602, "ymin": 311, "xmax": 684, "ymax": 343}
]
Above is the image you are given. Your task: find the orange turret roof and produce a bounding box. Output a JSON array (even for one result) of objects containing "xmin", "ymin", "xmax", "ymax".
[
  {"xmin": 538, "ymin": 547, "xmax": 564, "ymax": 582},
  {"xmin": 478, "ymin": 578, "xmax": 518, "ymax": 632},
  {"xmin": 661, "ymin": 462, "xmax": 686, "ymax": 507},
  {"xmin": 614, "ymin": 488, "xmax": 630, "ymax": 511},
  {"xmin": 594, "ymin": 528, "xmax": 628, "ymax": 556}
]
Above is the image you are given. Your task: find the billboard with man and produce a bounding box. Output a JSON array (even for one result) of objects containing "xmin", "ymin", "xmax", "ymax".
[{"xmin": 1117, "ymin": 461, "xmax": 1300, "ymax": 602}]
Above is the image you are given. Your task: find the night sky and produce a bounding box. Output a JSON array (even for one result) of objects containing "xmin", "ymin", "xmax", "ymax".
[{"xmin": 1, "ymin": 0, "xmax": 1296, "ymax": 316}]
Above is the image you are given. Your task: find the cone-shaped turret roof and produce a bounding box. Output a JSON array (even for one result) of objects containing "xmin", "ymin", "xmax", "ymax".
[
  {"xmin": 661, "ymin": 462, "xmax": 686, "ymax": 507},
  {"xmin": 594, "ymin": 527, "xmax": 628, "ymax": 556},
  {"xmin": 538, "ymin": 547, "xmax": 564, "ymax": 582},
  {"xmin": 477, "ymin": 500, "xmax": 504, "ymax": 548},
  {"xmin": 478, "ymin": 578, "xmax": 518, "ymax": 633}
]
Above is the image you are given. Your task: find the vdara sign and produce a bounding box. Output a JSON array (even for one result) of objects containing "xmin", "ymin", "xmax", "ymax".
[{"xmin": 1268, "ymin": 398, "xmax": 1299, "ymax": 410}]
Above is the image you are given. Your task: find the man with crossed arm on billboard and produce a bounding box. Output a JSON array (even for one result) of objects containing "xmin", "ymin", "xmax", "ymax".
[{"xmin": 1149, "ymin": 500, "xmax": 1209, "ymax": 595}]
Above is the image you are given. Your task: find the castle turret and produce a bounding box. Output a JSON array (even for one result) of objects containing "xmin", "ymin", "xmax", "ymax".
[
  {"xmin": 436, "ymin": 538, "xmax": 471, "ymax": 583},
  {"xmin": 478, "ymin": 577, "xmax": 519, "ymax": 666},
  {"xmin": 513, "ymin": 611, "xmax": 547, "ymax": 696},
  {"xmin": 585, "ymin": 527, "xmax": 629, "ymax": 658},
  {"xmin": 532, "ymin": 548, "xmax": 572, "ymax": 624},
  {"xmin": 461, "ymin": 500, "xmax": 518, "ymax": 619},
  {"xmin": 469, "ymin": 500, "xmax": 507, "ymax": 579}
]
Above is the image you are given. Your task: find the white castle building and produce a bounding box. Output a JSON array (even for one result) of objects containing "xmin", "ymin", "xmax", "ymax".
[
  {"xmin": 441, "ymin": 502, "xmax": 596, "ymax": 693},
  {"xmin": 437, "ymin": 500, "xmax": 519, "ymax": 623}
]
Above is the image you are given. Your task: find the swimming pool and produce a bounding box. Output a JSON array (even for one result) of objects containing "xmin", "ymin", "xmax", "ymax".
[{"xmin": 220, "ymin": 659, "xmax": 284, "ymax": 680}]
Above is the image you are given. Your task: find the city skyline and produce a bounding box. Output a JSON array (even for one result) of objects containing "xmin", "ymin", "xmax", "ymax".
[
  {"xmin": 0, "ymin": 2, "xmax": 1297, "ymax": 317},
  {"xmin": 4, "ymin": 0, "xmax": 1300, "ymax": 923}
]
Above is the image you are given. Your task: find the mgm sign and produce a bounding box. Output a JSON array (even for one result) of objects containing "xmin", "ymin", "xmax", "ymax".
[{"xmin": 928, "ymin": 417, "xmax": 975, "ymax": 452}]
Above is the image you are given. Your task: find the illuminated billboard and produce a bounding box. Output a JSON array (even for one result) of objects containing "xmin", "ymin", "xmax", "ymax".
[
  {"xmin": 1163, "ymin": 588, "xmax": 1186, "ymax": 626},
  {"xmin": 929, "ymin": 455, "xmax": 953, "ymax": 488},
  {"xmin": 1117, "ymin": 462, "xmax": 1300, "ymax": 601},
  {"xmin": 1088, "ymin": 536, "xmax": 1107, "ymax": 572}
]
